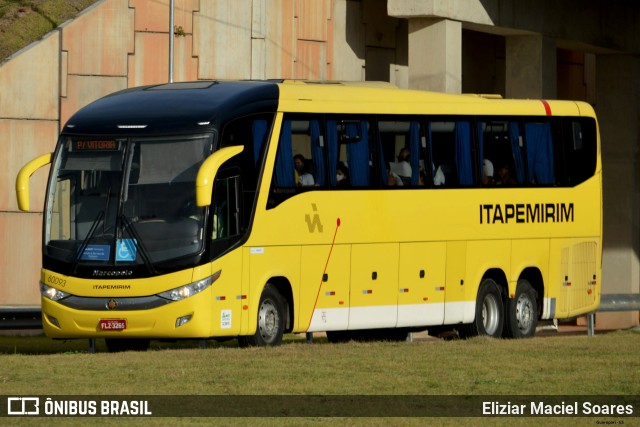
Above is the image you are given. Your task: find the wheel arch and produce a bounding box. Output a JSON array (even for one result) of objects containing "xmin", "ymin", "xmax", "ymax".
[
  {"xmin": 265, "ymin": 276, "xmax": 294, "ymax": 333},
  {"xmin": 518, "ymin": 267, "xmax": 544, "ymax": 318},
  {"xmin": 481, "ymin": 268, "xmax": 509, "ymax": 301}
]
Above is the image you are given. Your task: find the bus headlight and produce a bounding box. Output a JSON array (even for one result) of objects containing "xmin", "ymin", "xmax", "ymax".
[
  {"xmin": 157, "ymin": 270, "xmax": 221, "ymax": 301},
  {"xmin": 40, "ymin": 283, "xmax": 71, "ymax": 301}
]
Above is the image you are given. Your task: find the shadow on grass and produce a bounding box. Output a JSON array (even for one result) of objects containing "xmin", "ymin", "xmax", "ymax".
[
  {"xmin": 0, "ymin": 332, "xmax": 319, "ymax": 355},
  {"xmin": 1, "ymin": 326, "xmax": 636, "ymax": 355}
]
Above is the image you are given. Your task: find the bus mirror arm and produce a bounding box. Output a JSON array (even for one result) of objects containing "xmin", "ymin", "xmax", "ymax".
[
  {"xmin": 195, "ymin": 146, "xmax": 244, "ymax": 207},
  {"xmin": 16, "ymin": 152, "xmax": 53, "ymax": 211}
]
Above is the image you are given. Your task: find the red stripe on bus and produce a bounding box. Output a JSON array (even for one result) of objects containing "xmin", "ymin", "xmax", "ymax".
[{"xmin": 540, "ymin": 99, "xmax": 552, "ymax": 116}]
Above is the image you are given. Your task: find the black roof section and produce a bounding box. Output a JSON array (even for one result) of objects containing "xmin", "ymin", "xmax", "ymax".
[{"xmin": 63, "ymin": 80, "xmax": 280, "ymax": 136}]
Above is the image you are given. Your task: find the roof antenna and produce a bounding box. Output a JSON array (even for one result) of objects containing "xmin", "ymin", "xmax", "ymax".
[{"xmin": 168, "ymin": 0, "xmax": 175, "ymax": 83}]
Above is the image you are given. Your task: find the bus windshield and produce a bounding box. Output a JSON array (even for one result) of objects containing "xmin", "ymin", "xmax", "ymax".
[{"xmin": 44, "ymin": 134, "xmax": 213, "ymax": 272}]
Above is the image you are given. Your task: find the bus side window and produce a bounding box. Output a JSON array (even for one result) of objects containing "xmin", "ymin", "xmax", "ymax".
[
  {"xmin": 272, "ymin": 118, "xmax": 326, "ymax": 190},
  {"xmin": 524, "ymin": 121, "xmax": 555, "ymax": 185},
  {"xmin": 478, "ymin": 120, "xmax": 525, "ymax": 187},
  {"xmin": 326, "ymin": 118, "xmax": 375, "ymax": 188},
  {"xmin": 219, "ymin": 114, "xmax": 274, "ymax": 180},
  {"xmin": 212, "ymin": 174, "xmax": 241, "ymax": 241},
  {"xmin": 219, "ymin": 114, "xmax": 274, "ymax": 227},
  {"xmin": 428, "ymin": 120, "xmax": 479, "ymax": 188},
  {"xmin": 561, "ymin": 118, "xmax": 597, "ymax": 186},
  {"xmin": 268, "ymin": 116, "xmax": 327, "ymax": 208},
  {"xmin": 378, "ymin": 119, "xmax": 425, "ymax": 187},
  {"xmin": 291, "ymin": 119, "xmax": 326, "ymax": 187}
]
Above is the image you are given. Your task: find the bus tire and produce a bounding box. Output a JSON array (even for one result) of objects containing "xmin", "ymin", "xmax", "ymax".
[
  {"xmin": 460, "ymin": 278, "xmax": 504, "ymax": 338},
  {"xmin": 238, "ymin": 284, "xmax": 285, "ymax": 347},
  {"xmin": 504, "ymin": 279, "xmax": 538, "ymax": 338},
  {"xmin": 105, "ymin": 338, "xmax": 150, "ymax": 352}
]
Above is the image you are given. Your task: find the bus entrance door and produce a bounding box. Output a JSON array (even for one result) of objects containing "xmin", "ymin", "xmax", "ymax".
[
  {"xmin": 444, "ymin": 241, "xmax": 469, "ymax": 325},
  {"xmin": 301, "ymin": 244, "xmax": 351, "ymax": 332},
  {"xmin": 348, "ymin": 243, "xmax": 399, "ymax": 330},
  {"xmin": 397, "ymin": 242, "xmax": 446, "ymax": 327}
]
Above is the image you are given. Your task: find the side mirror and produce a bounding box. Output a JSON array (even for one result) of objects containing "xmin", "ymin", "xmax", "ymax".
[
  {"xmin": 16, "ymin": 152, "xmax": 53, "ymax": 211},
  {"xmin": 195, "ymin": 146, "xmax": 244, "ymax": 207}
]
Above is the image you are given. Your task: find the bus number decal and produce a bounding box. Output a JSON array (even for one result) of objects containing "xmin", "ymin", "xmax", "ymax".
[{"xmin": 47, "ymin": 276, "xmax": 66, "ymax": 287}]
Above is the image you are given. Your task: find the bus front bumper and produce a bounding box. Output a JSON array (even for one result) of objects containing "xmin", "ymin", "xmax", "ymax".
[{"xmin": 40, "ymin": 290, "xmax": 215, "ymax": 339}]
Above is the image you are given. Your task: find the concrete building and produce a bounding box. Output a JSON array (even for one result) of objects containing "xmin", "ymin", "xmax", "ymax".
[{"xmin": 0, "ymin": 0, "xmax": 637, "ymax": 329}]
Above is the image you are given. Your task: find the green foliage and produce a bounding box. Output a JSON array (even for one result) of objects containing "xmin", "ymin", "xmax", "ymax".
[
  {"xmin": 174, "ymin": 25, "xmax": 186, "ymax": 37},
  {"xmin": 0, "ymin": 0, "xmax": 98, "ymax": 61}
]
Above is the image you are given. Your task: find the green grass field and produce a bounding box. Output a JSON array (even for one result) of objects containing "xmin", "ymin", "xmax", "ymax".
[{"xmin": 0, "ymin": 329, "xmax": 638, "ymax": 426}]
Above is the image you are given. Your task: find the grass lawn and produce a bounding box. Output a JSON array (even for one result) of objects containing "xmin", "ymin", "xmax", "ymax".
[{"xmin": 0, "ymin": 328, "xmax": 638, "ymax": 425}]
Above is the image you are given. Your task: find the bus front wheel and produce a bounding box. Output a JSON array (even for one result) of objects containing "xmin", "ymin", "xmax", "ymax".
[
  {"xmin": 238, "ymin": 284, "xmax": 285, "ymax": 347},
  {"xmin": 504, "ymin": 279, "xmax": 538, "ymax": 338},
  {"xmin": 460, "ymin": 278, "xmax": 504, "ymax": 338}
]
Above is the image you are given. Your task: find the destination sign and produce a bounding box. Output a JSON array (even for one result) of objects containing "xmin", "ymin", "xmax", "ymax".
[{"xmin": 73, "ymin": 140, "xmax": 119, "ymax": 151}]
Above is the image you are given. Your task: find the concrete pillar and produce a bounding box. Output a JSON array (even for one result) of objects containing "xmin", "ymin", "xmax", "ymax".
[
  {"xmin": 506, "ymin": 35, "xmax": 557, "ymax": 99},
  {"xmin": 407, "ymin": 18, "xmax": 461, "ymax": 93},
  {"xmin": 596, "ymin": 54, "xmax": 640, "ymax": 329}
]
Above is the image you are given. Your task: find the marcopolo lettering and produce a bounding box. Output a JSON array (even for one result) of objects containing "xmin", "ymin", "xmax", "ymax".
[
  {"xmin": 93, "ymin": 269, "xmax": 133, "ymax": 277},
  {"xmin": 480, "ymin": 203, "xmax": 574, "ymax": 224}
]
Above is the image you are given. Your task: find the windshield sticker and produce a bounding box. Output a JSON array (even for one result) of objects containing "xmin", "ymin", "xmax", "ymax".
[
  {"xmin": 116, "ymin": 239, "xmax": 137, "ymax": 262},
  {"xmin": 80, "ymin": 245, "xmax": 110, "ymax": 261}
]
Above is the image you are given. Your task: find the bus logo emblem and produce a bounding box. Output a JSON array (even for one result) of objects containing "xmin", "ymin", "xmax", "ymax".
[
  {"xmin": 106, "ymin": 299, "xmax": 118, "ymax": 310},
  {"xmin": 305, "ymin": 204, "xmax": 324, "ymax": 233}
]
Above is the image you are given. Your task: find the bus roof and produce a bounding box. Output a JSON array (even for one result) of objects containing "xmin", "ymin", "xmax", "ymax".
[
  {"xmin": 62, "ymin": 79, "xmax": 594, "ymax": 136},
  {"xmin": 63, "ymin": 80, "xmax": 280, "ymax": 135},
  {"xmin": 276, "ymin": 80, "xmax": 592, "ymax": 117}
]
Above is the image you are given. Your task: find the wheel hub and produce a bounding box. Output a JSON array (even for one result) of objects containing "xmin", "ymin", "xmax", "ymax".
[
  {"xmin": 515, "ymin": 294, "xmax": 534, "ymax": 332},
  {"xmin": 258, "ymin": 299, "xmax": 279, "ymax": 340},
  {"xmin": 482, "ymin": 293, "xmax": 500, "ymax": 335}
]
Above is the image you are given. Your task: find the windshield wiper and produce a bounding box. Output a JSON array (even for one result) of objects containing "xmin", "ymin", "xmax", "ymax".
[
  {"xmin": 70, "ymin": 210, "xmax": 105, "ymax": 274},
  {"xmin": 119, "ymin": 214, "xmax": 158, "ymax": 275}
]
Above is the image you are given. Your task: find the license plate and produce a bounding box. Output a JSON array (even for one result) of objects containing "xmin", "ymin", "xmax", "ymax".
[{"xmin": 99, "ymin": 319, "xmax": 127, "ymax": 331}]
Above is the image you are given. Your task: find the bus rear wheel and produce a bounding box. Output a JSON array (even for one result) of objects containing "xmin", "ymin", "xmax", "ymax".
[
  {"xmin": 504, "ymin": 279, "xmax": 538, "ymax": 338},
  {"xmin": 105, "ymin": 338, "xmax": 150, "ymax": 352},
  {"xmin": 238, "ymin": 284, "xmax": 285, "ymax": 347},
  {"xmin": 460, "ymin": 278, "xmax": 504, "ymax": 338}
]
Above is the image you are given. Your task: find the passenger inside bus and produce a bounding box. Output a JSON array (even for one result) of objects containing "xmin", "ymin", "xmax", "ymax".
[
  {"xmin": 293, "ymin": 154, "xmax": 315, "ymax": 186},
  {"xmin": 394, "ymin": 148, "xmax": 412, "ymax": 185},
  {"xmin": 433, "ymin": 163, "xmax": 446, "ymax": 186},
  {"xmin": 483, "ymin": 159, "xmax": 495, "ymax": 186},
  {"xmin": 386, "ymin": 162, "xmax": 403, "ymax": 186},
  {"xmin": 495, "ymin": 164, "xmax": 517, "ymax": 186},
  {"xmin": 336, "ymin": 162, "xmax": 351, "ymax": 187}
]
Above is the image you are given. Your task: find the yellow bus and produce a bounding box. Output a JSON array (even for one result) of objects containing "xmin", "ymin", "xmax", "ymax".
[{"xmin": 17, "ymin": 80, "xmax": 601, "ymax": 351}]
